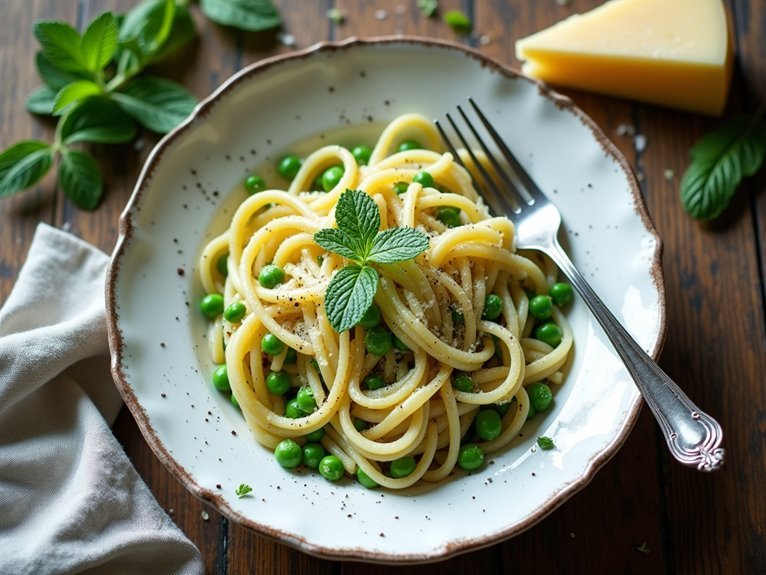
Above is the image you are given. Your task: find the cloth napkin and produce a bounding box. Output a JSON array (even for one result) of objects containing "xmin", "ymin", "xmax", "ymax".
[{"xmin": 0, "ymin": 224, "xmax": 204, "ymax": 575}]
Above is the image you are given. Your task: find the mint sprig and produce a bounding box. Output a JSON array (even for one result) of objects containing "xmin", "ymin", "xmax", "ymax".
[
  {"xmin": 680, "ymin": 111, "xmax": 766, "ymax": 220},
  {"xmin": 314, "ymin": 190, "xmax": 430, "ymax": 332}
]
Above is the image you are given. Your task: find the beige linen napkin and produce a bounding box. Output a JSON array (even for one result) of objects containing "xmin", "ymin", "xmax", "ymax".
[{"xmin": 0, "ymin": 223, "xmax": 204, "ymax": 575}]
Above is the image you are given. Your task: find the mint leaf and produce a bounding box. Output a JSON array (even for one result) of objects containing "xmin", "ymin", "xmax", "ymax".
[
  {"xmin": 34, "ymin": 21, "xmax": 87, "ymax": 73},
  {"xmin": 60, "ymin": 97, "xmax": 137, "ymax": 144},
  {"xmin": 368, "ymin": 226, "xmax": 429, "ymax": 264},
  {"xmin": 443, "ymin": 9, "xmax": 471, "ymax": 33},
  {"xmin": 417, "ymin": 0, "xmax": 438, "ymax": 17},
  {"xmin": 119, "ymin": 0, "xmax": 176, "ymax": 61},
  {"xmin": 35, "ymin": 52, "xmax": 90, "ymax": 90},
  {"xmin": 334, "ymin": 189, "xmax": 380, "ymax": 258},
  {"xmin": 53, "ymin": 80, "xmax": 101, "ymax": 114},
  {"xmin": 0, "ymin": 141, "xmax": 54, "ymax": 198},
  {"xmin": 200, "ymin": 0, "xmax": 281, "ymax": 32},
  {"xmin": 113, "ymin": 76, "xmax": 197, "ymax": 133},
  {"xmin": 313, "ymin": 228, "xmax": 360, "ymax": 261},
  {"xmin": 680, "ymin": 113, "xmax": 766, "ymax": 220},
  {"xmin": 150, "ymin": 4, "xmax": 197, "ymax": 62},
  {"xmin": 537, "ymin": 436, "xmax": 555, "ymax": 450},
  {"xmin": 324, "ymin": 264, "xmax": 379, "ymax": 332},
  {"xmin": 80, "ymin": 12, "xmax": 119, "ymax": 72},
  {"xmin": 26, "ymin": 87, "xmax": 58, "ymax": 115},
  {"xmin": 58, "ymin": 150, "xmax": 103, "ymax": 210}
]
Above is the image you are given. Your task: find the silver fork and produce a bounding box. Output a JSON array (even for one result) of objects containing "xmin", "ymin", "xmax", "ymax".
[{"xmin": 435, "ymin": 98, "xmax": 725, "ymax": 472}]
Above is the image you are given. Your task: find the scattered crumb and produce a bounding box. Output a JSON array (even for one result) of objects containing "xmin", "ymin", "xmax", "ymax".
[
  {"xmin": 556, "ymin": 0, "xmax": 571, "ymax": 5},
  {"xmin": 569, "ymin": 532, "xmax": 576, "ymax": 539},
  {"xmin": 479, "ymin": 34, "xmax": 492, "ymax": 46},
  {"xmin": 664, "ymin": 168, "xmax": 675, "ymax": 180},
  {"xmin": 277, "ymin": 32, "xmax": 296, "ymax": 47},
  {"xmin": 637, "ymin": 542, "xmax": 651, "ymax": 554},
  {"xmin": 133, "ymin": 138, "xmax": 145, "ymax": 152},
  {"xmin": 62, "ymin": 221, "xmax": 72, "ymax": 233},
  {"xmin": 200, "ymin": 510, "xmax": 209, "ymax": 521},
  {"xmin": 616, "ymin": 123, "xmax": 636, "ymax": 137},
  {"xmin": 374, "ymin": 9, "xmax": 388, "ymax": 20},
  {"xmin": 168, "ymin": 508, "xmax": 175, "ymax": 516},
  {"xmin": 326, "ymin": 8, "xmax": 344, "ymax": 24},
  {"xmin": 634, "ymin": 134, "xmax": 647, "ymax": 153}
]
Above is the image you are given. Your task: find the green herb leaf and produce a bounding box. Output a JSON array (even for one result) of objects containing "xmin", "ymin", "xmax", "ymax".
[
  {"xmin": 150, "ymin": 4, "xmax": 197, "ymax": 62},
  {"xmin": 313, "ymin": 228, "xmax": 360, "ymax": 261},
  {"xmin": 35, "ymin": 52, "xmax": 90, "ymax": 90},
  {"xmin": 60, "ymin": 97, "xmax": 137, "ymax": 145},
  {"xmin": 25, "ymin": 87, "xmax": 58, "ymax": 115},
  {"xmin": 58, "ymin": 150, "xmax": 103, "ymax": 210},
  {"xmin": 113, "ymin": 76, "xmax": 197, "ymax": 133},
  {"xmin": 0, "ymin": 141, "xmax": 54, "ymax": 198},
  {"xmin": 443, "ymin": 9, "xmax": 472, "ymax": 33},
  {"xmin": 368, "ymin": 226, "xmax": 430, "ymax": 264},
  {"xmin": 324, "ymin": 264, "xmax": 379, "ymax": 332},
  {"xmin": 119, "ymin": 0, "xmax": 176, "ymax": 61},
  {"xmin": 80, "ymin": 12, "xmax": 119, "ymax": 72},
  {"xmin": 52, "ymin": 80, "xmax": 101, "ymax": 114},
  {"xmin": 199, "ymin": 0, "xmax": 281, "ymax": 32},
  {"xmin": 680, "ymin": 113, "xmax": 766, "ymax": 220},
  {"xmin": 537, "ymin": 436, "xmax": 555, "ymax": 450},
  {"xmin": 34, "ymin": 21, "xmax": 87, "ymax": 73},
  {"xmin": 334, "ymin": 189, "xmax": 380, "ymax": 258},
  {"xmin": 235, "ymin": 483, "xmax": 253, "ymax": 498},
  {"xmin": 417, "ymin": 0, "xmax": 439, "ymax": 17}
]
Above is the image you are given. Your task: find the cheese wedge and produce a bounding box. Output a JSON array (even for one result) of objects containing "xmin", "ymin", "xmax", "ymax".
[{"xmin": 515, "ymin": 0, "xmax": 732, "ymax": 116}]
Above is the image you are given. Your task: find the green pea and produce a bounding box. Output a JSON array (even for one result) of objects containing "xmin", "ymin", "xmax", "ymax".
[
  {"xmin": 261, "ymin": 333, "xmax": 285, "ymax": 356},
  {"xmin": 527, "ymin": 403, "xmax": 537, "ymax": 420},
  {"xmin": 199, "ymin": 293, "xmax": 224, "ymax": 319},
  {"xmin": 223, "ymin": 301, "xmax": 246, "ymax": 323},
  {"xmin": 529, "ymin": 294, "xmax": 553, "ymax": 320},
  {"xmin": 352, "ymin": 145, "xmax": 372, "ymax": 165},
  {"xmin": 319, "ymin": 455, "xmax": 344, "ymax": 481},
  {"xmin": 393, "ymin": 181, "xmax": 409, "ymax": 195},
  {"xmin": 365, "ymin": 326, "xmax": 392, "ymax": 356},
  {"xmin": 363, "ymin": 374, "xmax": 385, "ymax": 390},
  {"xmin": 535, "ymin": 322, "xmax": 562, "ymax": 347},
  {"xmin": 452, "ymin": 373, "xmax": 473, "ymax": 392},
  {"xmin": 549, "ymin": 282, "xmax": 574, "ymax": 306},
  {"xmin": 412, "ymin": 170, "xmax": 434, "ymax": 188},
  {"xmin": 320, "ymin": 165, "xmax": 344, "ymax": 192},
  {"xmin": 357, "ymin": 467, "xmax": 378, "ymax": 488},
  {"xmin": 216, "ymin": 254, "xmax": 228, "ymax": 277},
  {"xmin": 392, "ymin": 334, "xmax": 409, "ymax": 352},
  {"xmin": 457, "ymin": 444, "xmax": 485, "ymax": 471},
  {"xmin": 266, "ymin": 370, "xmax": 291, "ymax": 395},
  {"xmin": 284, "ymin": 347, "xmax": 297, "ymax": 364},
  {"xmin": 528, "ymin": 381, "xmax": 553, "ymax": 412},
  {"xmin": 304, "ymin": 426, "xmax": 325, "ymax": 442},
  {"xmin": 258, "ymin": 264, "xmax": 284, "ymax": 289},
  {"xmin": 494, "ymin": 402, "xmax": 511, "ymax": 417},
  {"xmin": 244, "ymin": 174, "xmax": 266, "ymax": 194},
  {"xmin": 277, "ymin": 154, "xmax": 302, "ymax": 180},
  {"xmin": 212, "ymin": 365, "xmax": 230, "ymax": 392},
  {"xmin": 357, "ymin": 303, "xmax": 381, "ymax": 329},
  {"xmin": 389, "ymin": 455, "xmax": 417, "ymax": 478},
  {"xmin": 284, "ymin": 398, "xmax": 304, "ymax": 419},
  {"xmin": 398, "ymin": 139, "xmax": 422, "ymax": 152},
  {"xmin": 274, "ymin": 439, "xmax": 302, "ymax": 468},
  {"xmin": 475, "ymin": 409, "xmax": 502, "ymax": 441},
  {"xmin": 230, "ymin": 393, "xmax": 240, "ymax": 410},
  {"xmin": 482, "ymin": 294, "xmax": 503, "ymax": 320},
  {"xmin": 296, "ymin": 386, "xmax": 317, "ymax": 413},
  {"xmin": 436, "ymin": 206, "xmax": 461, "ymax": 228},
  {"xmin": 302, "ymin": 443, "xmax": 326, "ymax": 468}
]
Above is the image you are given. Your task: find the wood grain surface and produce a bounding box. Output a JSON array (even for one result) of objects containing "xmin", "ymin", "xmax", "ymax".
[{"xmin": 1, "ymin": 1, "xmax": 764, "ymax": 573}]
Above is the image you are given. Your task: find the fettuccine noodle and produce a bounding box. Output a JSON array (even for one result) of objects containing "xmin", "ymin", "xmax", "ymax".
[{"xmin": 198, "ymin": 114, "xmax": 573, "ymax": 489}]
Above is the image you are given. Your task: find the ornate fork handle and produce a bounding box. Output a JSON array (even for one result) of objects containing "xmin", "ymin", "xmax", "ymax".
[{"xmin": 546, "ymin": 239, "xmax": 725, "ymax": 471}]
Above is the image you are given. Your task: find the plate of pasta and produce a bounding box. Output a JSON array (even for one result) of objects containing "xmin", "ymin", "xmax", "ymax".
[{"xmin": 107, "ymin": 37, "xmax": 664, "ymax": 562}]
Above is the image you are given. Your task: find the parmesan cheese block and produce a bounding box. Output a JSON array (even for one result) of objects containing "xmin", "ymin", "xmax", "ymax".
[{"xmin": 515, "ymin": 0, "xmax": 733, "ymax": 116}]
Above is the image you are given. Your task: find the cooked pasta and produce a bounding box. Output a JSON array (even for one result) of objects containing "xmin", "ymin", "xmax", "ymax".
[{"xmin": 198, "ymin": 113, "xmax": 574, "ymax": 489}]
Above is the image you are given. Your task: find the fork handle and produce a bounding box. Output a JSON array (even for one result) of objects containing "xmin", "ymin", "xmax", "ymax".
[{"xmin": 545, "ymin": 241, "xmax": 725, "ymax": 471}]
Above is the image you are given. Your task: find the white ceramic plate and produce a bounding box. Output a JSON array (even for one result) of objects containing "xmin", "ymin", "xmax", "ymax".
[{"xmin": 106, "ymin": 38, "xmax": 665, "ymax": 563}]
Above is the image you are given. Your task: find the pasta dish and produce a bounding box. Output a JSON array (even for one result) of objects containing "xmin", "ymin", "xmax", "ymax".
[{"xmin": 197, "ymin": 114, "xmax": 574, "ymax": 489}]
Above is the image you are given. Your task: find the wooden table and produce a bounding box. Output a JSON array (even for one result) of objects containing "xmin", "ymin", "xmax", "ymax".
[{"xmin": 2, "ymin": 1, "xmax": 764, "ymax": 573}]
